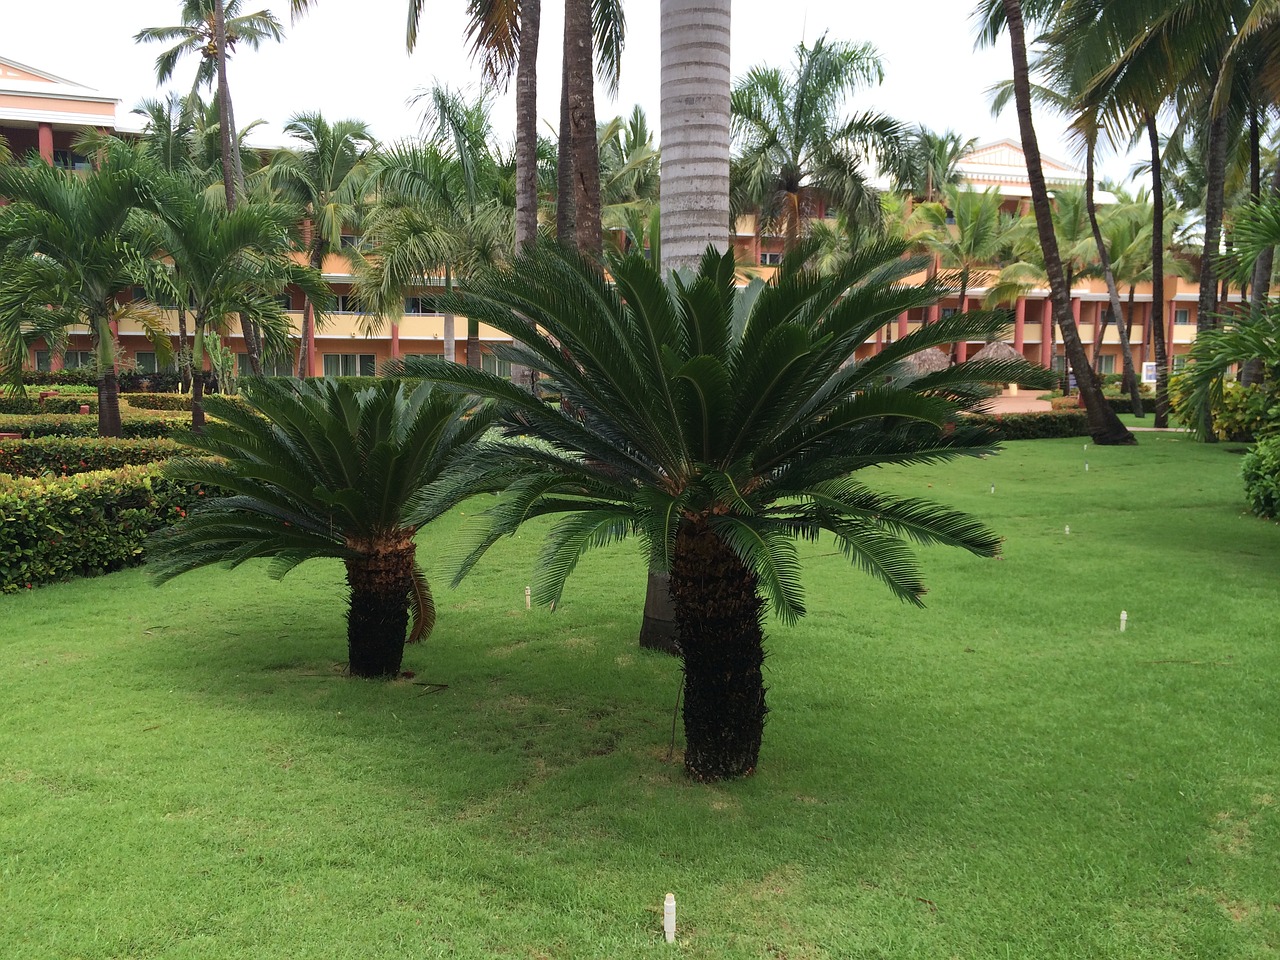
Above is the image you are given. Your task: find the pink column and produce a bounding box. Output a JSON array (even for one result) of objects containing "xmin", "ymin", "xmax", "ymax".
[
  {"xmin": 874, "ymin": 325, "xmax": 883, "ymax": 353},
  {"xmin": 304, "ymin": 303, "xmax": 317, "ymax": 377},
  {"xmin": 1013, "ymin": 297, "xmax": 1026, "ymax": 355},
  {"xmin": 50, "ymin": 344, "xmax": 65, "ymax": 372},
  {"xmin": 898, "ymin": 311, "xmax": 909, "ymax": 339},
  {"xmin": 391, "ymin": 321, "xmax": 401, "ymax": 359},
  {"xmin": 927, "ymin": 303, "xmax": 940, "ymax": 325},
  {"xmin": 38, "ymin": 123, "xmax": 54, "ymax": 165},
  {"xmin": 1040, "ymin": 299, "xmax": 1053, "ymax": 368},
  {"xmin": 1167, "ymin": 299, "xmax": 1177, "ymax": 357}
]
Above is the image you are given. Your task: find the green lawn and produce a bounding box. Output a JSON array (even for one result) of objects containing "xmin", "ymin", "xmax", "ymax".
[{"xmin": 2, "ymin": 437, "xmax": 1277, "ymax": 958}]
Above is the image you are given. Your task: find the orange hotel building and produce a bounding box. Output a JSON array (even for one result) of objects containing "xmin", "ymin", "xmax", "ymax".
[{"xmin": 4, "ymin": 56, "xmax": 1209, "ymax": 381}]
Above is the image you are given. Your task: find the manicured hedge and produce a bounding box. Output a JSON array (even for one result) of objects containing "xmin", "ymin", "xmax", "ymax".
[
  {"xmin": 0, "ymin": 396, "xmax": 98, "ymax": 415},
  {"xmin": 1242, "ymin": 438, "xmax": 1280, "ymax": 520},
  {"xmin": 0, "ymin": 414, "xmax": 187, "ymax": 439},
  {"xmin": 0, "ymin": 465, "xmax": 206, "ymax": 592},
  {"xmin": 0, "ymin": 437, "xmax": 186, "ymax": 478},
  {"xmin": 19, "ymin": 369, "xmax": 97, "ymax": 387},
  {"xmin": 1050, "ymin": 394, "xmax": 1159, "ymax": 416},
  {"xmin": 122, "ymin": 393, "xmax": 192, "ymax": 411},
  {"xmin": 966, "ymin": 410, "xmax": 1092, "ymax": 439}
]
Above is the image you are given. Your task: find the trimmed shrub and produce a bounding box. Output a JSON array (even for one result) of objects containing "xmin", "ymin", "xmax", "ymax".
[
  {"xmin": 122, "ymin": 393, "xmax": 192, "ymax": 411},
  {"xmin": 0, "ymin": 395, "xmax": 98, "ymax": 415},
  {"xmin": 0, "ymin": 465, "xmax": 206, "ymax": 592},
  {"xmin": 19, "ymin": 369, "xmax": 97, "ymax": 387},
  {"xmin": 0, "ymin": 437, "xmax": 186, "ymax": 478},
  {"xmin": 0, "ymin": 414, "xmax": 187, "ymax": 439},
  {"xmin": 1241, "ymin": 437, "xmax": 1280, "ymax": 520},
  {"xmin": 1050, "ymin": 395, "xmax": 1083, "ymax": 411},
  {"xmin": 966, "ymin": 410, "xmax": 1092, "ymax": 439},
  {"xmin": 1104, "ymin": 396, "xmax": 1158, "ymax": 415}
]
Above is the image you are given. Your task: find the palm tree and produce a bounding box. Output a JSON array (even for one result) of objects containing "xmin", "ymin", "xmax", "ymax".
[
  {"xmin": 404, "ymin": 240, "xmax": 1051, "ymax": 781},
  {"xmin": 0, "ymin": 133, "xmax": 12, "ymax": 167},
  {"xmin": 598, "ymin": 106, "xmax": 661, "ymax": 254},
  {"xmin": 147, "ymin": 379, "xmax": 498, "ymax": 678},
  {"xmin": 731, "ymin": 33, "xmax": 905, "ymax": 253},
  {"xmin": 0, "ymin": 157, "xmax": 171, "ymax": 437},
  {"xmin": 913, "ymin": 186, "xmax": 1007, "ymax": 362},
  {"xmin": 659, "ymin": 0, "xmax": 732, "ymax": 272},
  {"xmin": 891, "ymin": 127, "xmax": 978, "ymax": 203},
  {"xmin": 137, "ymin": 174, "xmax": 332, "ymax": 430},
  {"xmin": 977, "ymin": 0, "xmax": 1134, "ymax": 444},
  {"xmin": 267, "ymin": 113, "xmax": 376, "ymax": 378}
]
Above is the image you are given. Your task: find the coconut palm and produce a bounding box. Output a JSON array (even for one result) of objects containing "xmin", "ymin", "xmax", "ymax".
[
  {"xmin": 891, "ymin": 127, "xmax": 978, "ymax": 203},
  {"xmin": 136, "ymin": 173, "xmax": 332, "ymax": 430},
  {"xmin": 148, "ymin": 379, "xmax": 498, "ymax": 677},
  {"xmin": 913, "ymin": 186, "xmax": 1008, "ymax": 361},
  {"xmin": 267, "ymin": 113, "xmax": 376, "ymax": 378},
  {"xmin": 599, "ymin": 106, "xmax": 661, "ymax": 254},
  {"xmin": 0, "ymin": 157, "xmax": 171, "ymax": 437},
  {"xmin": 976, "ymin": 0, "xmax": 1134, "ymax": 443},
  {"xmin": 731, "ymin": 33, "xmax": 906, "ymax": 254},
  {"xmin": 403, "ymin": 239, "xmax": 1051, "ymax": 781}
]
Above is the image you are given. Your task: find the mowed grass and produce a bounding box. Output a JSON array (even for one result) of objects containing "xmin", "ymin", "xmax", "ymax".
[{"xmin": 2, "ymin": 437, "xmax": 1278, "ymax": 959}]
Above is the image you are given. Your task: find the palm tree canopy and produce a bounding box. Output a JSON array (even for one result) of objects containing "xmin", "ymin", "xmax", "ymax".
[
  {"xmin": 731, "ymin": 33, "xmax": 906, "ymax": 245},
  {"xmin": 404, "ymin": 240, "xmax": 1053, "ymax": 620},
  {"xmin": 135, "ymin": 0, "xmax": 284, "ymax": 92}
]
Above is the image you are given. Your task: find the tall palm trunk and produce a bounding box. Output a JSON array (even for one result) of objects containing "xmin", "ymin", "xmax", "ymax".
[
  {"xmin": 191, "ymin": 358, "xmax": 206, "ymax": 433},
  {"xmin": 671, "ymin": 519, "xmax": 767, "ymax": 782},
  {"xmin": 212, "ymin": 0, "xmax": 262, "ymax": 376},
  {"xmin": 92, "ymin": 311, "xmax": 122, "ymax": 438},
  {"xmin": 564, "ymin": 0, "xmax": 600, "ymax": 259},
  {"xmin": 1147, "ymin": 115, "xmax": 1171, "ymax": 428},
  {"xmin": 556, "ymin": 56, "xmax": 576, "ymax": 246},
  {"xmin": 1000, "ymin": 0, "xmax": 1133, "ymax": 444},
  {"xmin": 645, "ymin": 0, "xmax": 733, "ymax": 654},
  {"xmin": 299, "ymin": 246, "xmax": 323, "ymax": 379},
  {"xmin": 177, "ymin": 304, "xmax": 192, "ymax": 393},
  {"xmin": 1084, "ymin": 142, "xmax": 1143, "ymax": 416},
  {"xmin": 344, "ymin": 536, "xmax": 417, "ymax": 678},
  {"xmin": 443, "ymin": 265, "xmax": 456, "ymax": 363},
  {"xmin": 515, "ymin": 0, "xmax": 542, "ymax": 252},
  {"xmin": 1198, "ymin": 112, "xmax": 1229, "ymax": 443},
  {"xmin": 658, "ymin": 0, "xmax": 732, "ymax": 272}
]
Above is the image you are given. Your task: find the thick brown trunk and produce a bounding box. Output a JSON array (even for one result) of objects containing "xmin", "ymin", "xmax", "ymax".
[
  {"xmin": 177, "ymin": 305, "xmax": 191, "ymax": 393},
  {"xmin": 556, "ymin": 46, "xmax": 576, "ymax": 246},
  {"xmin": 671, "ymin": 519, "xmax": 767, "ymax": 782},
  {"xmin": 1001, "ymin": 0, "xmax": 1133, "ymax": 444},
  {"xmin": 1147, "ymin": 115, "xmax": 1170, "ymax": 428},
  {"xmin": 1198, "ymin": 112, "xmax": 1229, "ymax": 443},
  {"xmin": 638, "ymin": 567, "xmax": 679, "ymax": 655},
  {"xmin": 97, "ymin": 367, "xmax": 122, "ymax": 438},
  {"xmin": 344, "ymin": 538, "xmax": 416, "ymax": 679},
  {"xmin": 566, "ymin": 0, "xmax": 600, "ymax": 259},
  {"xmin": 1242, "ymin": 159, "xmax": 1280, "ymax": 386},
  {"xmin": 515, "ymin": 0, "xmax": 542, "ymax": 253},
  {"xmin": 191, "ymin": 365, "xmax": 206, "ymax": 433},
  {"xmin": 1084, "ymin": 143, "xmax": 1143, "ymax": 416}
]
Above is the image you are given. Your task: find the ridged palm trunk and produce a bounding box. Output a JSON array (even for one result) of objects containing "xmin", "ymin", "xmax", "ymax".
[
  {"xmin": 515, "ymin": 0, "xmax": 542, "ymax": 253},
  {"xmin": 93, "ymin": 312, "xmax": 122, "ymax": 438},
  {"xmin": 671, "ymin": 519, "xmax": 767, "ymax": 782},
  {"xmin": 645, "ymin": 0, "xmax": 734, "ymax": 654},
  {"xmin": 1147, "ymin": 115, "xmax": 1171, "ymax": 428},
  {"xmin": 658, "ymin": 0, "xmax": 732, "ymax": 272},
  {"xmin": 344, "ymin": 535, "xmax": 417, "ymax": 679},
  {"xmin": 1197, "ymin": 113, "xmax": 1229, "ymax": 443},
  {"xmin": 1242, "ymin": 160, "xmax": 1280, "ymax": 387},
  {"xmin": 1000, "ymin": 0, "xmax": 1133, "ymax": 445},
  {"xmin": 565, "ymin": 0, "xmax": 601, "ymax": 260}
]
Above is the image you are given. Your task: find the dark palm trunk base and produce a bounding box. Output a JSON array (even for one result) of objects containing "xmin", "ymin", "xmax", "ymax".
[
  {"xmin": 344, "ymin": 541, "xmax": 416, "ymax": 679},
  {"xmin": 671, "ymin": 520, "xmax": 768, "ymax": 782},
  {"xmin": 97, "ymin": 368, "xmax": 122, "ymax": 438},
  {"xmin": 639, "ymin": 567, "xmax": 680, "ymax": 655}
]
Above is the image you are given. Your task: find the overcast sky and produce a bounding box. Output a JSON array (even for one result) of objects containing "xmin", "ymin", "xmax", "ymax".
[{"xmin": 3, "ymin": 0, "xmax": 1137, "ymax": 182}]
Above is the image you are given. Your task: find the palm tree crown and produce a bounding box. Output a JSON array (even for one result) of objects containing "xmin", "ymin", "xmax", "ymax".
[{"xmin": 406, "ymin": 240, "xmax": 1050, "ymax": 780}]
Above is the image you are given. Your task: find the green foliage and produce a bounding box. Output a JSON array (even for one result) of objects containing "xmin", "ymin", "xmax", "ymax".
[
  {"xmin": 122, "ymin": 393, "xmax": 193, "ymax": 411},
  {"xmin": 0, "ymin": 414, "xmax": 186, "ymax": 439},
  {"xmin": 1241, "ymin": 437, "xmax": 1280, "ymax": 519},
  {"xmin": 0, "ymin": 465, "xmax": 203, "ymax": 592},
  {"xmin": 0, "ymin": 437, "xmax": 185, "ymax": 478},
  {"xmin": 0, "ymin": 395, "xmax": 98, "ymax": 415},
  {"xmin": 966, "ymin": 410, "xmax": 1093, "ymax": 439},
  {"xmin": 18, "ymin": 369, "xmax": 98, "ymax": 387},
  {"xmin": 1172, "ymin": 375, "xmax": 1280, "ymax": 441}
]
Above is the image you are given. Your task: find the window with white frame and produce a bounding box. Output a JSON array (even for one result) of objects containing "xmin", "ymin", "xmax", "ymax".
[
  {"xmin": 481, "ymin": 352, "xmax": 512, "ymax": 379},
  {"xmin": 323, "ymin": 353, "xmax": 376, "ymax": 377},
  {"xmin": 759, "ymin": 252, "xmax": 782, "ymax": 266},
  {"xmin": 335, "ymin": 294, "xmax": 366, "ymax": 313},
  {"xmin": 1174, "ymin": 308, "xmax": 1192, "ymax": 324}
]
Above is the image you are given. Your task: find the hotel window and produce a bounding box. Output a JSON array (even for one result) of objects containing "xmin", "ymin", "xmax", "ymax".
[
  {"xmin": 236, "ymin": 353, "xmax": 297, "ymax": 377},
  {"xmin": 61, "ymin": 351, "xmax": 97, "ymax": 370},
  {"xmin": 52, "ymin": 149, "xmax": 91, "ymax": 172},
  {"xmin": 481, "ymin": 352, "xmax": 512, "ymax": 379},
  {"xmin": 1174, "ymin": 308, "xmax": 1192, "ymax": 325},
  {"xmin": 1096, "ymin": 354, "xmax": 1116, "ymax": 375},
  {"xmin": 940, "ymin": 307, "xmax": 958, "ymax": 319},
  {"xmin": 323, "ymin": 353, "xmax": 376, "ymax": 377},
  {"xmin": 759, "ymin": 252, "xmax": 782, "ymax": 266},
  {"xmin": 335, "ymin": 294, "xmax": 366, "ymax": 313},
  {"xmin": 135, "ymin": 352, "xmax": 159, "ymax": 374},
  {"xmin": 404, "ymin": 296, "xmax": 440, "ymax": 315},
  {"xmin": 276, "ymin": 294, "xmax": 295, "ymax": 311},
  {"xmin": 1173, "ymin": 355, "xmax": 1189, "ymax": 371},
  {"xmin": 340, "ymin": 234, "xmax": 366, "ymax": 250}
]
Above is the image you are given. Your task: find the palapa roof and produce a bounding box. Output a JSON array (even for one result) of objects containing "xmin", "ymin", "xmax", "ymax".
[
  {"xmin": 968, "ymin": 341, "xmax": 1023, "ymax": 364},
  {"xmin": 903, "ymin": 348, "xmax": 951, "ymax": 374}
]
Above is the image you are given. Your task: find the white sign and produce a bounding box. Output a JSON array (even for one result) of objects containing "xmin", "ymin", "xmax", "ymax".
[{"xmin": 1141, "ymin": 362, "xmax": 1157, "ymax": 384}]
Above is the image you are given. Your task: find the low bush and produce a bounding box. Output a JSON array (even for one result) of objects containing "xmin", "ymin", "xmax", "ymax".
[
  {"xmin": 0, "ymin": 395, "xmax": 98, "ymax": 415},
  {"xmin": 0, "ymin": 465, "xmax": 206, "ymax": 592},
  {"xmin": 0, "ymin": 414, "xmax": 187, "ymax": 439},
  {"xmin": 19, "ymin": 369, "xmax": 97, "ymax": 387},
  {"xmin": 122, "ymin": 393, "xmax": 192, "ymax": 411},
  {"xmin": 1241, "ymin": 437, "xmax": 1280, "ymax": 519},
  {"xmin": 1170, "ymin": 376, "xmax": 1280, "ymax": 441},
  {"xmin": 966, "ymin": 410, "xmax": 1092, "ymax": 439},
  {"xmin": 0, "ymin": 437, "xmax": 186, "ymax": 478},
  {"xmin": 1050, "ymin": 395, "xmax": 1082, "ymax": 411}
]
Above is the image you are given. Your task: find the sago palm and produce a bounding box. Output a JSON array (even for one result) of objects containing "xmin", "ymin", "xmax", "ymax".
[
  {"xmin": 407, "ymin": 240, "xmax": 1052, "ymax": 781},
  {"xmin": 148, "ymin": 379, "xmax": 498, "ymax": 678}
]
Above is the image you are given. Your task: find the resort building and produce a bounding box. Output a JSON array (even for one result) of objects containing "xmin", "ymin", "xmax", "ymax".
[{"xmin": 4, "ymin": 54, "xmax": 1212, "ymax": 383}]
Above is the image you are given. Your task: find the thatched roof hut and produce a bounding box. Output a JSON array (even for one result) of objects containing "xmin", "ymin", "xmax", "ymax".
[
  {"xmin": 967, "ymin": 341, "xmax": 1023, "ymax": 364},
  {"xmin": 902, "ymin": 348, "xmax": 951, "ymax": 374}
]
